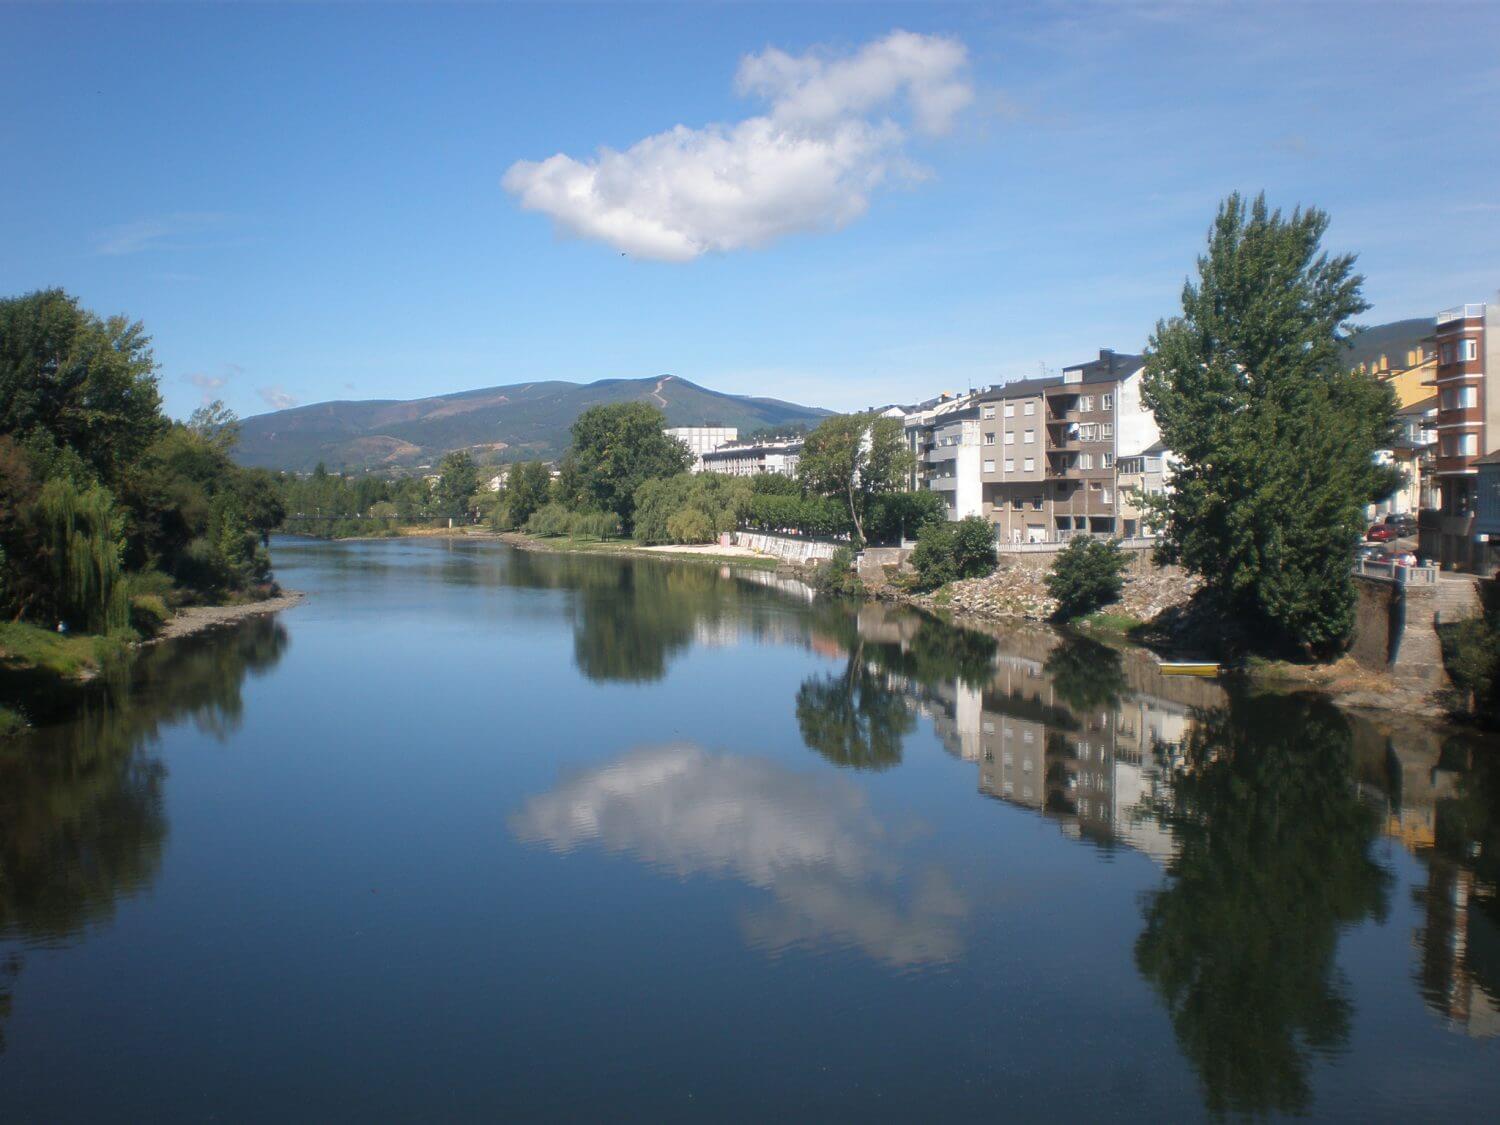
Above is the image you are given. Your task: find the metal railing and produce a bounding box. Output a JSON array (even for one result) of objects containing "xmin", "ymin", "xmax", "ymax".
[
  {"xmin": 1436, "ymin": 303, "xmax": 1486, "ymax": 325},
  {"xmin": 1355, "ymin": 558, "xmax": 1439, "ymax": 585}
]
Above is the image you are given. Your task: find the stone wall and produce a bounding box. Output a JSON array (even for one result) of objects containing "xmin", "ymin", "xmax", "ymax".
[{"xmin": 1349, "ymin": 575, "xmax": 1454, "ymax": 687}]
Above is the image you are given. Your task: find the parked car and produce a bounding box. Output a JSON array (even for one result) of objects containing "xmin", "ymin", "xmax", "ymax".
[
  {"xmin": 1374, "ymin": 549, "xmax": 1418, "ymax": 568},
  {"xmin": 1355, "ymin": 544, "xmax": 1386, "ymax": 562},
  {"xmin": 1366, "ymin": 524, "xmax": 1396, "ymax": 542},
  {"xmin": 1383, "ymin": 513, "xmax": 1417, "ymax": 536}
]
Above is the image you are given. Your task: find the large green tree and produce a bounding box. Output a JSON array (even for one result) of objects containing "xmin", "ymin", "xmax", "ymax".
[
  {"xmin": 0, "ymin": 289, "xmax": 163, "ymax": 489},
  {"xmin": 498, "ymin": 460, "xmax": 553, "ymax": 530},
  {"xmin": 1142, "ymin": 193, "xmax": 1399, "ymax": 654},
  {"xmin": 433, "ymin": 450, "xmax": 480, "ymax": 518},
  {"xmin": 796, "ymin": 413, "xmax": 914, "ymax": 543},
  {"xmin": 563, "ymin": 403, "xmax": 692, "ymax": 529}
]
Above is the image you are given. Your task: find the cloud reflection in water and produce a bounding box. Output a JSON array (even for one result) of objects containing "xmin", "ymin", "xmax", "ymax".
[{"xmin": 510, "ymin": 744, "xmax": 966, "ymax": 968}]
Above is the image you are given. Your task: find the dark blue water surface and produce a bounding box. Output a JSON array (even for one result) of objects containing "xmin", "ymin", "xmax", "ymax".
[{"xmin": 1, "ymin": 537, "xmax": 1497, "ymax": 1120}]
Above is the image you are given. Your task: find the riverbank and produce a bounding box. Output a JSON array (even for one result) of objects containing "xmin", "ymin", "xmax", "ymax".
[
  {"xmin": 0, "ymin": 590, "xmax": 307, "ymax": 736},
  {"xmin": 493, "ymin": 529, "xmax": 780, "ymax": 569}
]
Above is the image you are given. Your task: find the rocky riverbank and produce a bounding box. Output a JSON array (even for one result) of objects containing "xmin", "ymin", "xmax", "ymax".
[{"xmin": 146, "ymin": 590, "xmax": 307, "ymax": 644}]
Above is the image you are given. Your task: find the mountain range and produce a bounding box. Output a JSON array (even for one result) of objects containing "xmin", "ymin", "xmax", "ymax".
[{"xmin": 232, "ymin": 374, "xmax": 830, "ymax": 472}]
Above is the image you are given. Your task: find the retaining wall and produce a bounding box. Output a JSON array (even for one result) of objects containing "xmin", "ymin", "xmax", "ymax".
[{"xmin": 732, "ymin": 531, "xmax": 841, "ymax": 565}]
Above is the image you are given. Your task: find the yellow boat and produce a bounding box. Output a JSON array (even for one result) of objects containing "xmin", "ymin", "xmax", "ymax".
[{"xmin": 1158, "ymin": 661, "xmax": 1220, "ymax": 677}]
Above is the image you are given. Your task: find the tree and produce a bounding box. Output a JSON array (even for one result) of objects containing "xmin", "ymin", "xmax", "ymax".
[
  {"xmin": 434, "ymin": 450, "xmax": 480, "ymax": 518},
  {"xmin": 797, "ymin": 414, "xmax": 914, "ymax": 543},
  {"xmin": 186, "ymin": 400, "xmax": 241, "ymax": 453},
  {"xmin": 1046, "ymin": 538, "xmax": 1129, "ymax": 621},
  {"xmin": 910, "ymin": 515, "xmax": 997, "ymax": 590},
  {"xmin": 565, "ymin": 403, "xmax": 692, "ymax": 530},
  {"xmin": 0, "ymin": 289, "xmax": 164, "ymax": 489},
  {"xmin": 499, "ymin": 461, "xmax": 552, "ymax": 530},
  {"xmin": 1142, "ymin": 193, "xmax": 1400, "ymax": 654}
]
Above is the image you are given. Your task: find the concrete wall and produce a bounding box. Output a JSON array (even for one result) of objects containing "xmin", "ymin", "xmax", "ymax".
[
  {"xmin": 733, "ymin": 531, "xmax": 840, "ymax": 564},
  {"xmin": 1350, "ymin": 575, "xmax": 1453, "ymax": 686}
]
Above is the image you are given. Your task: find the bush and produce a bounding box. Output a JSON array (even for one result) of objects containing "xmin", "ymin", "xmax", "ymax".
[
  {"xmin": 569, "ymin": 510, "xmax": 622, "ymax": 540},
  {"xmin": 524, "ymin": 503, "xmax": 574, "ymax": 537},
  {"xmin": 1046, "ymin": 537, "xmax": 1129, "ymax": 621},
  {"xmin": 812, "ymin": 546, "xmax": 865, "ymax": 598},
  {"xmin": 665, "ymin": 507, "xmax": 715, "ymax": 544},
  {"xmin": 866, "ymin": 491, "xmax": 947, "ymax": 545},
  {"xmin": 128, "ymin": 593, "xmax": 170, "ymax": 637},
  {"xmin": 910, "ymin": 516, "xmax": 997, "ymax": 591},
  {"xmin": 1442, "ymin": 614, "xmax": 1500, "ymax": 717}
]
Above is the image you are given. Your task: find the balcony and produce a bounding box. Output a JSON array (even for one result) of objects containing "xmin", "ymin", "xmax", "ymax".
[
  {"xmin": 929, "ymin": 475, "xmax": 958, "ymax": 491},
  {"xmin": 1436, "ymin": 303, "xmax": 1486, "ymax": 325},
  {"xmin": 926, "ymin": 445, "xmax": 961, "ymax": 463}
]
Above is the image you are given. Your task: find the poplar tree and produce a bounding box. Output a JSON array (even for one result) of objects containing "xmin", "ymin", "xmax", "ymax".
[{"xmin": 1142, "ymin": 194, "xmax": 1400, "ymax": 655}]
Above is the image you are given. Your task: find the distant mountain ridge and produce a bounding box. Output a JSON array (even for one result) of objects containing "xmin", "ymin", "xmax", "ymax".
[{"xmin": 233, "ymin": 374, "xmax": 830, "ymax": 472}]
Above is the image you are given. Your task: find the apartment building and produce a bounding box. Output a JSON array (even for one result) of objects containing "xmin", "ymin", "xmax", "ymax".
[
  {"xmin": 666, "ymin": 426, "xmax": 738, "ymax": 471},
  {"xmin": 1425, "ymin": 303, "xmax": 1499, "ymax": 570},
  {"xmin": 699, "ymin": 438, "xmax": 802, "ymax": 477}
]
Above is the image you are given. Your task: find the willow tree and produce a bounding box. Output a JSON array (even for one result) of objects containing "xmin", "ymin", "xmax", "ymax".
[
  {"xmin": 1142, "ymin": 193, "xmax": 1400, "ymax": 654},
  {"xmin": 39, "ymin": 478, "xmax": 128, "ymax": 633}
]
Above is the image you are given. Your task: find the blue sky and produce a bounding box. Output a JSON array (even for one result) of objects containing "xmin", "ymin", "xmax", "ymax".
[{"xmin": 3, "ymin": 2, "xmax": 1497, "ymax": 420}]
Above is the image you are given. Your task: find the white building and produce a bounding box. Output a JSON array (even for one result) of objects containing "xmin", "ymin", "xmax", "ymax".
[
  {"xmin": 666, "ymin": 426, "xmax": 738, "ymax": 471},
  {"xmin": 700, "ymin": 439, "xmax": 802, "ymax": 477}
]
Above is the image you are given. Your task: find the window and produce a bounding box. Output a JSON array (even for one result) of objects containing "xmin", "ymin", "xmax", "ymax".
[
  {"xmin": 1101, "ymin": 393, "xmax": 1113, "ymax": 410},
  {"xmin": 1078, "ymin": 423, "xmax": 1098, "ymax": 441},
  {"xmin": 1089, "ymin": 480, "xmax": 1101, "ymax": 492},
  {"xmin": 1461, "ymin": 339, "xmax": 1478, "ymax": 362},
  {"xmin": 982, "ymin": 405, "xmax": 995, "ymax": 419},
  {"xmin": 1003, "ymin": 458, "xmax": 1014, "ymax": 473},
  {"xmin": 1004, "ymin": 402, "xmax": 1015, "ymax": 418},
  {"xmin": 1102, "ymin": 488, "xmax": 1112, "ymax": 505},
  {"xmin": 1024, "ymin": 458, "xmax": 1035, "ymax": 473},
  {"xmin": 1079, "ymin": 453, "xmax": 1093, "ymax": 470},
  {"xmin": 1030, "ymin": 493, "xmax": 1042, "ymax": 509},
  {"xmin": 1023, "ymin": 401, "xmax": 1036, "ymax": 416},
  {"xmin": 1081, "ymin": 395, "xmax": 1095, "ymax": 412},
  {"xmin": 1460, "ymin": 432, "xmax": 1479, "ymax": 456},
  {"xmin": 984, "ymin": 432, "xmax": 996, "ymax": 445},
  {"xmin": 983, "ymin": 459, "xmax": 995, "ymax": 473},
  {"xmin": 1101, "ymin": 422, "xmax": 1113, "ymax": 439},
  {"xmin": 1024, "ymin": 429, "xmax": 1035, "ymax": 443},
  {"xmin": 1442, "ymin": 344, "xmax": 1455, "ymax": 364},
  {"xmin": 1101, "ymin": 452, "xmax": 1114, "ymax": 468},
  {"xmin": 1012, "ymin": 496, "xmax": 1024, "ymax": 509},
  {"xmin": 1004, "ymin": 431, "xmax": 1015, "ymax": 445}
]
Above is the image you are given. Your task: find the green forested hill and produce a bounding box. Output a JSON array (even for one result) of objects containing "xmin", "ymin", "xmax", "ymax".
[{"xmin": 233, "ymin": 374, "xmax": 830, "ymax": 471}]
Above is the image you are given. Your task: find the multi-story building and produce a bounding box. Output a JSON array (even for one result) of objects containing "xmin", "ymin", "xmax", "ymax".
[
  {"xmin": 935, "ymin": 349, "xmax": 1163, "ymax": 545},
  {"xmin": 1425, "ymin": 303, "xmax": 1498, "ymax": 570},
  {"xmin": 666, "ymin": 426, "xmax": 738, "ymax": 471},
  {"xmin": 699, "ymin": 438, "xmax": 802, "ymax": 477}
]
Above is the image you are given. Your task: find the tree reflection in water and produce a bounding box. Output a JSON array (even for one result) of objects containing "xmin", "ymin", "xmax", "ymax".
[
  {"xmin": 0, "ymin": 615, "xmax": 289, "ymax": 1051},
  {"xmin": 1134, "ymin": 695, "xmax": 1391, "ymax": 1117}
]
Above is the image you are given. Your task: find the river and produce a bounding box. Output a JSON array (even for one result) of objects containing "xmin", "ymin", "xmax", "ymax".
[{"xmin": 1, "ymin": 537, "xmax": 1496, "ymax": 1120}]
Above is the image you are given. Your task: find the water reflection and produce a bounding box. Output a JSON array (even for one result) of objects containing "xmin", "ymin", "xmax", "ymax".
[
  {"xmin": 510, "ymin": 743, "xmax": 967, "ymax": 967},
  {"xmin": 0, "ymin": 616, "xmax": 289, "ymax": 1049}
]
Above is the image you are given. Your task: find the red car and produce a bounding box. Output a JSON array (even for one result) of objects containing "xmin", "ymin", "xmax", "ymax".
[{"xmin": 1366, "ymin": 525, "xmax": 1396, "ymax": 542}]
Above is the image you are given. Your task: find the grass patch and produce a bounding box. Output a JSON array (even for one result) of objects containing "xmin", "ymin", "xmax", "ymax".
[
  {"xmin": 1076, "ymin": 611, "xmax": 1144, "ymax": 636},
  {"xmin": 0, "ymin": 621, "xmax": 125, "ymax": 678}
]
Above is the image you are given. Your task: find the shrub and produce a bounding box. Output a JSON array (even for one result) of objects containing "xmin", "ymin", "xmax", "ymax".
[
  {"xmin": 524, "ymin": 503, "xmax": 574, "ymax": 537},
  {"xmin": 128, "ymin": 593, "xmax": 171, "ymax": 637},
  {"xmin": 1046, "ymin": 537, "xmax": 1129, "ymax": 621},
  {"xmin": 812, "ymin": 546, "xmax": 865, "ymax": 598},
  {"xmin": 866, "ymin": 491, "xmax": 947, "ymax": 545},
  {"xmin": 570, "ymin": 510, "xmax": 622, "ymax": 540},
  {"xmin": 665, "ymin": 506, "xmax": 715, "ymax": 544},
  {"xmin": 1442, "ymin": 614, "xmax": 1500, "ymax": 717},
  {"xmin": 910, "ymin": 516, "xmax": 997, "ymax": 591}
]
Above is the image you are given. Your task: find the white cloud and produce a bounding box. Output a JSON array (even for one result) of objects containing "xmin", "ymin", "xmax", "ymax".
[
  {"xmin": 511, "ymin": 743, "xmax": 967, "ymax": 966},
  {"xmin": 503, "ymin": 31, "xmax": 973, "ymax": 262},
  {"xmin": 257, "ymin": 385, "xmax": 299, "ymax": 410}
]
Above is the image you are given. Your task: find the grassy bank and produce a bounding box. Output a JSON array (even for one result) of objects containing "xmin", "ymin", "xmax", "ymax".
[{"xmin": 0, "ymin": 621, "xmax": 135, "ymax": 737}]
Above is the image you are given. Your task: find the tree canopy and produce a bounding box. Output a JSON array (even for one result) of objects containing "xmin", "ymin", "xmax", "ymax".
[
  {"xmin": 1141, "ymin": 193, "xmax": 1400, "ymax": 654},
  {"xmin": 561, "ymin": 403, "xmax": 692, "ymax": 530},
  {"xmin": 797, "ymin": 414, "xmax": 914, "ymax": 543}
]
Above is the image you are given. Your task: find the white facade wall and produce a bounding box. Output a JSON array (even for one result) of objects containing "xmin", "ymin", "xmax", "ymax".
[
  {"xmin": 1114, "ymin": 367, "xmax": 1160, "ymax": 458},
  {"xmin": 666, "ymin": 426, "xmax": 738, "ymax": 471}
]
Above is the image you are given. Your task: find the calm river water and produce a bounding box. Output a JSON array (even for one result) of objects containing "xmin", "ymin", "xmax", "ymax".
[{"xmin": 1, "ymin": 537, "xmax": 1497, "ymax": 1120}]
